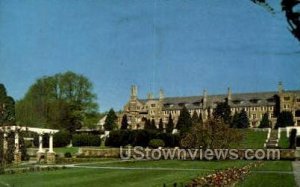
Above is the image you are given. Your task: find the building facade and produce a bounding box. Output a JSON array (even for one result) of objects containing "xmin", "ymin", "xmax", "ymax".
[{"xmin": 121, "ymin": 83, "xmax": 300, "ymax": 129}]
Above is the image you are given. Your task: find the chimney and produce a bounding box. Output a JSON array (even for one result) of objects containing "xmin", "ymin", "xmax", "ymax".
[
  {"xmin": 203, "ymin": 89, "xmax": 207, "ymax": 108},
  {"xmin": 159, "ymin": 89, "xmax": 164, "ymax": 100},
  {"xmin": 227, "ymin": 87, "xmax": 232, "ymax": 101},
  {"xmin": 131, "ymin": 85, "xmax": 138, "ymax": 100},
  {"xmin": 278, "ymin": 81, "xmax": 283, "ymax": 94}
]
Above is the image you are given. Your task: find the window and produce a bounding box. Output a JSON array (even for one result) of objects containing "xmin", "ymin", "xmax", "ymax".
[
  {"xmin": 151, "ymin": 104, "xmax": 156, "ymax": 108},
  {"xmin": 297, "ymin": 99, "xmax": 300, "ymax": 103},
  {"xmin": 284, "ymin": 97, "xmax": 290, "ymax": 101},
  {"xmin": 252, "ymin": 114, "xmax": 257, "ymax": 119}
]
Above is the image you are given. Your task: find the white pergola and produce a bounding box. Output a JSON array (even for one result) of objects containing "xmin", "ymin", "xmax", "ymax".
[{"xmin": 0, "ymin": 126, "xmax": 59, "ymax": 154}]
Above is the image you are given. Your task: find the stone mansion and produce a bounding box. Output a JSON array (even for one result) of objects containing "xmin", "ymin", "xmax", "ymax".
[{"xmin": 121, "ymin": 82, "xmax": 300, "ymax": 129}]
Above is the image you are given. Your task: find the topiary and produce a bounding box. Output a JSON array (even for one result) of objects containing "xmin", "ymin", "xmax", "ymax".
[{"xmin": 149, "ymin": 139, "xmax": 165, "ymax": 148}]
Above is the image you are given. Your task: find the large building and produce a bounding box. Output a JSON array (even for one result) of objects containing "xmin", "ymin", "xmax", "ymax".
[{"xmin": 121, "ymin": 83, "xmax": 300, "ymax": 129}]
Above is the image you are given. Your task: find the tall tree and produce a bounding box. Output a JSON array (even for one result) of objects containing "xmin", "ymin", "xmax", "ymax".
[
  {"xmin": 213, "ymin": 100, "xmax": 231, "ymax": 124},
  {"xmin": 231, "ymin": 112, "xmax": 240, "ymax": 128},
  {"xmin": 158, "ymin": 118, "xmax": 164, "ymax": 132},
  {"xmin": 238, "ymin": 109, "xmax": 250, "ymax": 128},
  {"xmin": 259, "ymin": 113, "xmax": 271, "ymax": 128},
  {"xmin": 120, "ymin": 114, "xmax": 128, "ymax": 130},
  {"xmin": 176, "ymin": 106, "xmax": 192, "ymax": 134},
  {"xmin": 151, "ymin": 119, "xmax": 157, "ymax": 130},
  {"xmin": 15, "ymin": 71, "xmax": 98, "ymax": 131},
  {"xmin": 104, "ymin": 108, "xmax": 118, "ymax": 131},
  {"xmin": 191, "ymin": 111, "xmax": 199, "ymax": 126},
  {"xmin": 144, "ymin": 119, "xmax": 151, "ymax": 130},
  {"xmin": 275, "ymin": 111, "xmax": 294, "ymax": 128},
  {"xmin": 166, "ymin": 114, "xmax": 174, "ymax": 133},
  {"xmin": 198, "ymin": 112, "xmax": 203, "ymax": 125}
]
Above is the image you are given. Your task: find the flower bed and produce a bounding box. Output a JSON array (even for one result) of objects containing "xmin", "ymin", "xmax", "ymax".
[{"xmin": 186, "ymin": 162, "xmax": 262, "ymax": 187}]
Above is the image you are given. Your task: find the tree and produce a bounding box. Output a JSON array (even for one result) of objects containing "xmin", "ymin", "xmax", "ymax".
[
  {"xmin": 0, "ymin": 84, "xmax": 16, "ymax": 170},
  {"xmin": 144, "ymin": 119, "xmax": 151, "ymax": 130},
  {"xmin": 231, "ymin": 110, "xmax": 250, "ymax": 129},
  {"xmin": 158, "ymin": 118, "xmax": 164, "ymax": 132},
  {"xmin": 104, "ymin": 108, "xmax": 118, "ymax": 131},
  {"xmin": 166, "ymin": 114, "xmax": 174, "ymax": 133},
  {"xmin": 150, "ymin": 119, "xmax": 157, "ymax": 130},
  {"xmin": 176, "ymin": 106, "xmax": 192, "ymax": 134},
  {"xmin": 213, "ymin": 100, "xmax": 231, "ymax": 125},
  {"xmin": 259, "ymin": 113, "xmax": 271, "ymax": 128},
  {"xmin": 198, "ymin": 113, "xmax": 203, "ymax": 125},
  {"xmin": 276, "ymin": 111, "xmax": 294, "ymax": 128},
  {"xmin": 120, "ymin": 114, "xmax": 129, "ymax": 130},
  {"xmin": 251, "ymin": 0, "xmax": 300, "ymax": 42},
  {"xmin": 15, "ymin": 71, "xmax": 98, "ymax": 132},
  {"xmin": 191, "ymin": 111, "xmax": 199, "ymax": 126},
  {"xmin": 180, "ymin": 118, "xmax": 243, "ymax": 149},
  {"xmin": 237, "ymin": 109, "xmax": 249, "ymax": 128}
]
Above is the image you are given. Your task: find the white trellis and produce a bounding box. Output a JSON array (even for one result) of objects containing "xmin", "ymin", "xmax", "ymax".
[{"xmin": 0, "ymin": 125, "xmax": 59, "ymax": 164}]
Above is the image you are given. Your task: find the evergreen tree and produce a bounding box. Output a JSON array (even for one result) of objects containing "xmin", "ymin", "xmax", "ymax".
[
  {"xmin": 191, "ymin": 111, "xmax": 199, "ymax": 126},
  {"xmin": 151, "ymin": 119, "xmax": 157, "ymax": 130},
  {"xmin": 198, "ymin": 112, "xmax": 203, "ymax": 125},
  {"xmin": 144, "ymin": 119, "xmax": 151, "ymax": 130},
  {"xmin": 158, "ymin": 118, "xmax": 164, "ymax": 132},
  {"xmin": 231, "ymin": 112, "xmax": 239, "ymax": 128},
  {"xmin": 238, "ymin": 109, "xmax": 249, "ymax": 128},
  {"xmin": 213, "ymin": 100, "xmax": 231, "ymax": 124},
  {"xmin": 176, "ymin": 106, "xmax": 192, "ymax": 134},
  {"xmin": 276, "ymin": 111, "xmax": 294, "ymax": 128},
  {"xmin": 259, "ymin": 113, "xmax": 271, "ymax": 128},
  {"xmin": 166, "ymin": 114, "xmax": 174, "ymax": 133},
  {"xmin": 104, "ymin": 108, "xmax": 118, "ymax": 131},
  {"xmin": 120, "ymin": 114, "xmax": 128, "ymax": 130}
]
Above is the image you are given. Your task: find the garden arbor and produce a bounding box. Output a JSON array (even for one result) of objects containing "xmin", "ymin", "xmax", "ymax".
[{"xmin": 0, "ymin": 126, "xmax": 59, "ymax": 164}]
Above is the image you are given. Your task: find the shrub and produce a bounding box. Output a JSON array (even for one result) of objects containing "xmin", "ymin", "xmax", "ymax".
[
  {"xmin": 296, "ymin": 136, "xmax": 300, "ymax": 148},
  {"xmin": 72, "ymin": 134, "xmax": 101, "ymax": 147},
  {"xmin": 289, "ymin": 129, "xmax": 297, "ymax": 149},
  {"xmin": 54, "ymin": 131, "xmax": 70, "ymax": 147},
  {"xmin": 149, "ymin": 139, "xmax": 165, "ymax": 148},
  {"xmin": 64, "ymin": 152, "xmax": 72, "ymax": 158}
]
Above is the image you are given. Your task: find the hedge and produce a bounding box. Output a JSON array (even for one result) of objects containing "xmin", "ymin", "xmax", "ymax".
[
  {"xmin": 105, "ymin": 130, "xmax": 179, "ymax": 148},
  {"xmin": 72, "ymin": 134, "xmax": 101, "ymax": 147}
]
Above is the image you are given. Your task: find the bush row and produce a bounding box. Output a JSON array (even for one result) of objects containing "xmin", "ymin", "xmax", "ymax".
[
  {"xmin": 105, "ymin": 130, "xmax": 180, "ymax": 148},
  {"xmin": 33, "ymin": 132, "xmax": 101, "ymax": 147}
]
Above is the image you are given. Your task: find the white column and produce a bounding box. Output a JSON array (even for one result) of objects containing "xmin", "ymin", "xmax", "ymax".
[
  {"xmin": 3, "ymin": 132, "xmax": 7, "ymax": 151},
  {"xmin": 15, "ymin": 131, "xmax": 19, "ymax": 153},
  {"xmin": 38, "ymin": 133, "xmax": 43, "ymax": 153},
  {"xmin": 49, "ymin": 133, "xmax": 53, "ymax": 153}
]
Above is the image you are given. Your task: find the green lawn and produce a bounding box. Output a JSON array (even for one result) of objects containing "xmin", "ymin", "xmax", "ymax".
[
  {"xmin": 0, "ymin": 160, "xmax": 250, "ymax": 187},
  {"xmin": 237, "ymin": 161, "xmax": 296, "ymax": 187},
  {"xmin": 278, "ymin": 131, "xmax": 289, "ymax": 149},
  {"xmin": 231, "ymin": 129, "xmax": 267, "ymax": 149}
]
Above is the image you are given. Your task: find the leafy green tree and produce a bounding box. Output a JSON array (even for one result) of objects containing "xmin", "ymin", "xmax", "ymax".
[
  {"xmin": 276, "ymin": 111, "xmax": 294, "ymax": 128},
  {"xmin": 104, "ymin": 108, "xmax": 118, "ymax": 131},
  {"xmin": 259, "ymin": 113, "xmax": 271, "ymax": 128},
  {"xmin": 166, "ymin": 114, "xmax": 174, "ymax": 133},
  {"xmin": 231, "ymin": 112, "xmax": 239, "ymax": 128},
  {"xmin": 120, "ymin": 114, "xmax": 128, "ymax": 130},
  {"xmin": 213, "ymin": 100, "xmax": 231, "ymax": 124},
  {"xmin": 0, "ymin": 84, "xmax": 16, "ymax": 169},
  {"xmin": 16, "ymin": 71, "xmax": 98, "ymax": 132},
  {"xmin": 158, "ymin": 118, "xmax": 164, "ymax": 132},
  {"xmin": 191, "ymin": 111, "xmax": 199, "ymax": 126},
  {"xmin": 176, "ymin": 106, "xmax": 192, "ymax": 134}
]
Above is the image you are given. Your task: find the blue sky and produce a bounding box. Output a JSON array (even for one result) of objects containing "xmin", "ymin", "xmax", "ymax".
[{"xmin": 0, "ymin": 0, "xmax": 299, "ymax": 112}]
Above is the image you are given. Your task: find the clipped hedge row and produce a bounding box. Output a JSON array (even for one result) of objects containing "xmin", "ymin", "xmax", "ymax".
[
  {"xmin": 105, "ymin": 130, "xmax": 180, "ymax": 148},
  {"xmin": 72, "ymin": 134, "xmax": 101, "ymax": 147}
]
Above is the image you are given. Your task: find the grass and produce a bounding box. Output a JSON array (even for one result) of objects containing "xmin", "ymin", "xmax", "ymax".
[
  {"xmin": 237, "ymin": 161, "xmax": 296, "ymax": 187},
  {"xmin": 0, "ymin": 160, "xmax": 250, "ymax": 187},
  {"xmin": 278, "ymin": 131, "xmax": 289, "ymax": 149},
  {"xmin": 231, "ymin": 129, "xmax": 267, "ymax": 149}
]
